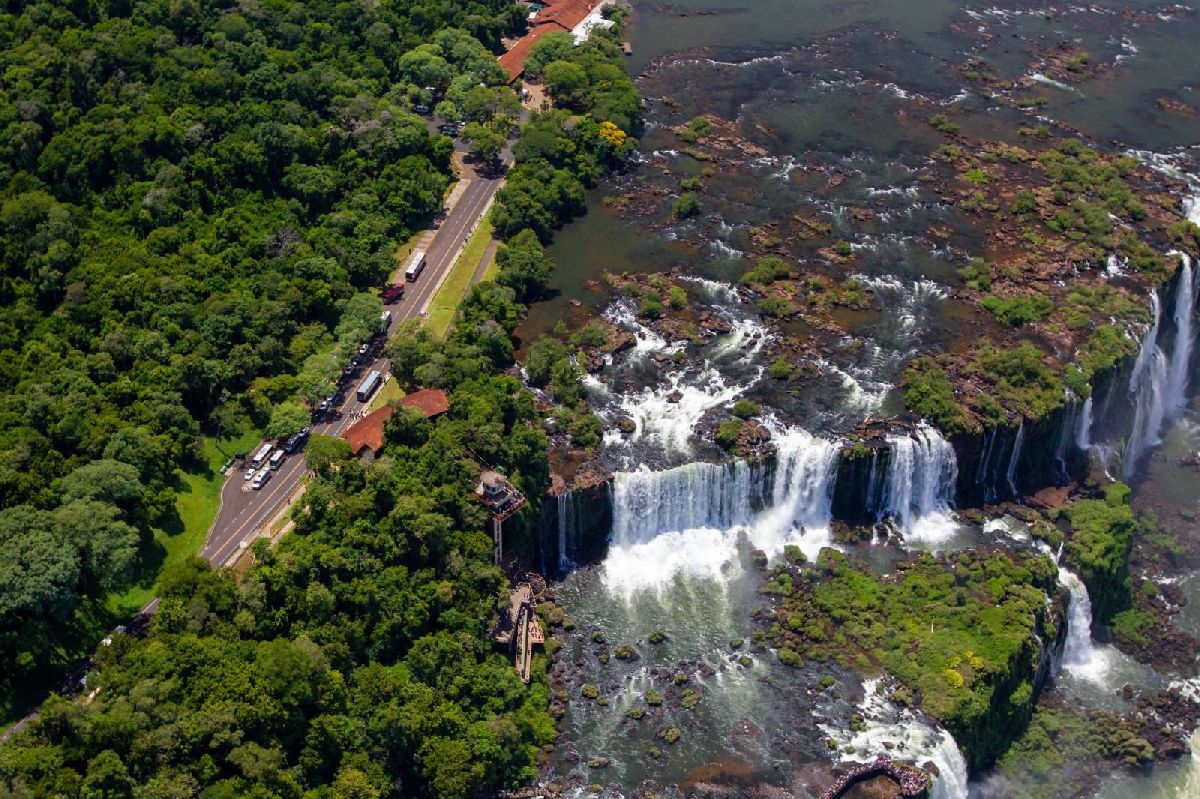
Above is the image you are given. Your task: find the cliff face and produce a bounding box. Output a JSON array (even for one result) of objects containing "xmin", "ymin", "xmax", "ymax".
[
  {"xmin": 539, "ymin": 479, "xmax": 613, "ymax": 576},
  {"xmin": 946, "ymin": 585, "xmax": 1069, "ymax": 773}
]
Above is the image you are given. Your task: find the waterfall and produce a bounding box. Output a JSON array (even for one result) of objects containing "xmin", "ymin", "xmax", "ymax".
[
  {"xmin": 604, "ymin": 428, "xmax": 839, "ymax": 592},
  {"xmin": 1123, "ymin": 291, "xmax": 1168, "ymax": 479},
  {"xmin": 1005, "ymin": 421, "xmax": 1025, "ymax": 497},
  {"xmin": 1057, "ymin": 568, "xmax": 1113, "ymax": 685},
  {"xmin": 821, "ymin": 678, "xmax": 970, "ymax": 799},
  {"xmin": 880, "ymin": 425, "xmax": 958, "ymax": 542},
  {"xmin": 610, "ymin": 459, "xmax": 756, "ymax": 545},
  {"xmin": 1166, "ymin": 253, "xmax": 1196, "ymax": 418},
  {"xmin": 1075, "ymin": 395, "xmax": 1093, "ymax": 451},
  {"xmin": 556, "ymin": 492, "xmax": 577, "ymax": 572},
  {"xmin": 974, "ymin": 427, "xmax": 999, "ymax": 500}
]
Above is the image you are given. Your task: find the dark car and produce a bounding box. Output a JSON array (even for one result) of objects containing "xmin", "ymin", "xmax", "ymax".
[
  {"xmin": 414, "ymin": 104, "xmax": 430, "ymax": 116},
  {"xmin": 382, "ymin": 282, "xmax": 405, "ymax": 304},
  {"xmin": 283, "ymin": 428, "xmax": 310, "ymax": 453}
]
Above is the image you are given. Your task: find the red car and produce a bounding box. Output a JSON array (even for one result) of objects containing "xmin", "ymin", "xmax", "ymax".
[{"xmin": 381, "ymin": 282, "xmax": 405, "ymax": 304}]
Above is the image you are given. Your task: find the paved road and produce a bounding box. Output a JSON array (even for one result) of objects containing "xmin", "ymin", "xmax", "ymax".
[{"xmin": 202, "ymin": 159, "xmax": 507, "ymax": 567}]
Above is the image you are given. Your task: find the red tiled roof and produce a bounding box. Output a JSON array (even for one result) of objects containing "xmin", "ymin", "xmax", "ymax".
[
  {"xmin": 400, "ymin": 388, "xmax": 450, "ymax": 418},
  {"xmin": 343, "ymin": 405, "xmax": 393, "ymax": 455},
  {"xmin": 533, "ymin": 0, "xmax": 595, "ymax": 31},
  {"xmin": 341, "ymin": 389, "xmax": 449, "ymax": 454},
  {"xmin": 499, "ymin": 25, "xmax": 560, "ymax": 81},
  {"xmin": 497, "ymin": 0, "xmax": 603, "ymax": 81}
]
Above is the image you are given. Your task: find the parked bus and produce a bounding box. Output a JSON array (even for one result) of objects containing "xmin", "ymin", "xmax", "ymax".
[
  {"xmin": 251, "ymin": 468, "xmax": 271, "ymax": 490},
  {"xmin": 356, "ymin": 370, "xmax": 382, "ymax": 403},
  {"xmin": 404, "ymin": 249, "xmax": 426, "ymax": 281},
  {"xmin": 268, "ymin": 449, "xmax": 285, "ymax": 471},
  {"xmin": 250, "ymin": 443, "xmax": 273, "ymax": 469}
]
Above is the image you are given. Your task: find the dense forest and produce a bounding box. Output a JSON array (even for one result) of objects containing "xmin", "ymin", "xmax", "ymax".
[
  {"xmin": 0, "ymin": 0, "xmax": 527, "ymax": 717},
  {"xmin": 0, "ymin": 0, "xmax": 642, "ymax": 794}
]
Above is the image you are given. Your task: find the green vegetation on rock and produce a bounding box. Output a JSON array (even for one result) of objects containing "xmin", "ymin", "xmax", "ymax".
[{"xmin": 762, "ymin": 548, "xmax": 1060, "ymax": 770}]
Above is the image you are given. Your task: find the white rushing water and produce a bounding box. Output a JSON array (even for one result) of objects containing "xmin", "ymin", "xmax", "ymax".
[
  {"xmin": 614, "ymin": 365, "xmax": 753, "ymax": 458},
  {"xmin": 1124, "ymin": 291, "xmax": 1169, "ymax": 479},
  {"xmin": 821, "ymin": 678, "xmax": 969, "ymax": 799},
  {"xmin": 880, "ymin": 425, "xmax": 959, "ymax": 543},
  {"xmin": 1076, "ymin": 395, "xmax": 1094, "ymax": 451},
  {"xmin": 603, "ymin": 427, "xmax": 838, "ymax": 593},
  {"xmin": 1166, "ymin": 253, "xmax": 1196, "ymax": 418},
  {"xmin": 1057, "ymin": 567, "xmax": 1115, "ymax": 685},
  {"xmin": 1004, "ymin": 420, "xmax": 1025, "ymax": 497}
]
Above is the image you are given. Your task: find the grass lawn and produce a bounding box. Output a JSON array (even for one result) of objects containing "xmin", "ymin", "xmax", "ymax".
[
  {"xmin": 367, "ymin": 376, "xmax": 403, "ymax": 412},
  {"xmin": 106, "ymin": 427, "xmax": 263, "ymax": 615},
  {"xmin": 481, "ymin": 243, "xmax": 500, "ymax": 282},
  {"xmin": 425, "ymin": 218, "xmax": 495, "ymax": 338}
]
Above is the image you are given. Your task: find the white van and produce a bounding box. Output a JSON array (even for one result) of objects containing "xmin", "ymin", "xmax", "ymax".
[
  {"xmin": 404, "ymin": 249, "xmax": 427, "ymax": 281},
  {"xmin": 251, "ymin": 468, "xmax": 271, "ymax": 490},
  {"xmin": 268, "ymin": 449, "xmax": 285, "ymax": 471},
  {"xmin": 250, "ymin": 443, "xmax": 273, "ymax": 470}
]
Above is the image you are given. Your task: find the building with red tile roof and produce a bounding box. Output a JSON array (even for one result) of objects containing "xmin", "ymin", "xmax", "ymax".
[
  {"xmin": 497, "ymin": 0, "xmax": 609, "ymax": 82},
  {"xmin": 341, "ymin": 389, "xmax": 450, "ymax": 456}
]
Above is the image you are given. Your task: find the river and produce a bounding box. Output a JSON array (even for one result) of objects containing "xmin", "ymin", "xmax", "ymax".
[{"xmin": 528, "ymin": 0, "xmax": 1200, "ymax": 796}]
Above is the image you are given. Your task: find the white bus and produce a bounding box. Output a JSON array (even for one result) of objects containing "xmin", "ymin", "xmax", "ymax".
[
  {"xmin": 357, "ymin": 370, "xmax": 382, "ymax": 403},
  {"xmin": 250, "ymin": 443, "xmax": 273, "ymax": 469},
  {"xmin": 251, "ymin": 468, "xmax": 272, "ymax": 490},
  {"xmin": 268, "ymin": 449, "xmax": 285, "ymax": 471},
  {"xmin": 404, "ymin": 249, "xmax": 427, "ymax": 281}
]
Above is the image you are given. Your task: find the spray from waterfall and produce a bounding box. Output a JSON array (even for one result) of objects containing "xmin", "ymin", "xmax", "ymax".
[
  {"xmin": 820, "ymin": 678, "xmax": 970, "ymax": 799},
  {"xmin": 604, "ymin": 427, "xmax": 839, "ymax": 592},
  {"xmin": 1057, "ymin": 568, "xmax": 1114, "ymax": 685}
]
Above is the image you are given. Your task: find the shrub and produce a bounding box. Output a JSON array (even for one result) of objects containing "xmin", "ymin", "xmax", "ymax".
[
  {"xmin": 672, "ymin": 192, "xmax": 701, "ymax": 218},
  {"xmin": 742, "ymin": 256, "xmax": 790, "ymax": 285},
  {"xmin": 928, "ymin": 113, "xmax": 960, "ymax": 134},
  {"xmin": 667, "ymin": 285, "xmax": 687, "ymax": 310},
  {"xmin": 638, "ymin": 292, "xmax": 663, "ymax": 319},
  {"xmin": 958, "ymin": 257, "xmax": 993, "ymax": 291},
  {"xmin": 757, "ymin": 297, "xmax": 796, "ymax": 319},
  {"xmin": 979, "ymin": 293, "xmax": 1053, "ymax": 326},
  {"xmin": 731, "ymin": 399, "xmax": 761, "ymax": 419},
  {"xmin": 715, "ymin": 419, "xmax": 742, "ymax": 450},
  {"xmin": 769, "ymin": 358, "xmax": 793, "ymax": 380}
]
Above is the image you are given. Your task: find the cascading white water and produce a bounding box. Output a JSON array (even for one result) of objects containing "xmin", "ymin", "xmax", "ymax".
[
  {"xmin": 604, "ymin": 428, "xmax": 839, "ymax": 593},
  {"xmin": 1166, "ymin": 253, "xmax": 1196, "ymax": 418},
  {"xmin": 1075, "ymin": 395, "xmax": 1093, "ymax": 451},
  {"xmin": 1057, "ymin": 567, "xmax": 1113, "ymax": 685},
  {"xmin": 556, "ymin": 492, "xmax": 577, "ymax": 572},
  {"xmin": 820, "ymin": 678, "xmax": 970, "ymax": 799},
  {"xmin": 1124, "ymin": 291, "xmax": 1169, "ymax": 479},
  {"xmin": 615, "ymin": 365, "xmax": 754, "ymax": 458},
  {"xmin": 880, "ymin": 425, "xmax": 959, "ymax": 543},
  {"xmin": 610, "ymin": 459, "xmax": 756, "ymax": 545},
  {"xmin": 1005, "ymin": 421, "xmax": 1025, "ymax": 496}
]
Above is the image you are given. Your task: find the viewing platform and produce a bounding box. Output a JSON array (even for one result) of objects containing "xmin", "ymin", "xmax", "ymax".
[
  {"xmin": 493, "ymin": 578, "xmax": 546, "ymax": 683},
  {"xmin": 820, "ymin": 756, "xmax": 931, "ymax": 799}
]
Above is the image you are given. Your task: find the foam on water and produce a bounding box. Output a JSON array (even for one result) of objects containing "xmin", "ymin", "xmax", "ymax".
[
  {"xmin": 603, "ymin": 425, "xmax": 839, "ymax": 594},
  {"xmin": 821, "ymin": 678, "xmax": 969, "ymax": 799}
]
